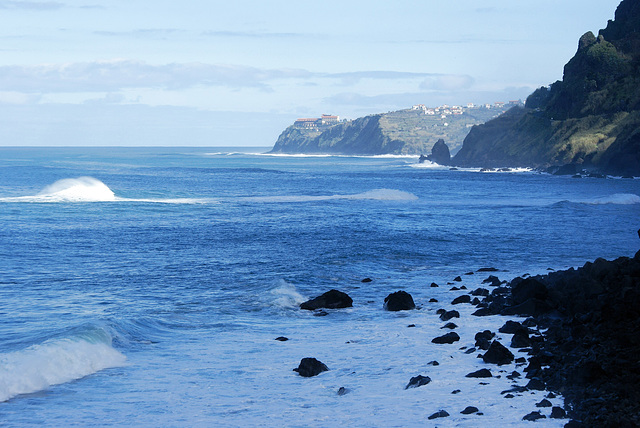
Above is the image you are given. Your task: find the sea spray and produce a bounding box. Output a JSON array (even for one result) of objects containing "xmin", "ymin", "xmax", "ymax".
[{"xmin": 0, "ymin": 335, "xmax": 126, "ymax": 402}]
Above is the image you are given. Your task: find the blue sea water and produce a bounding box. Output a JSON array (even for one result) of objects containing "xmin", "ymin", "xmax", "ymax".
[{"xmin": 0, "ymin": 147, "xmax": 639, "ymax": 427}]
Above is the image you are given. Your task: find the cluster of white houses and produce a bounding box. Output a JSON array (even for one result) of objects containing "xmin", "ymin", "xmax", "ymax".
[
  {"xmin": 411, "ymin": 100, "xmax": 522, "ymax": 118},
  {"xmin": 294, "ymin": 114, "xmax": 340, "ymax": 128}
]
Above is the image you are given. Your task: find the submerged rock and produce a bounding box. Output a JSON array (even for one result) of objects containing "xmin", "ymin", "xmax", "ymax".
[
  {"xmin": 275, "ymin": 336, "xmax": 289, "ymax": 341},
  {"xmin": 293, "ymin": 357, "xmax": 329, "ymax": 377},
  {"xmin": 383, "ymin": 290, "xmax": 415, "ymax": 311},
  {"xmin": 300, "ymin": 289, "xmax": 353, "ymax": 310}
]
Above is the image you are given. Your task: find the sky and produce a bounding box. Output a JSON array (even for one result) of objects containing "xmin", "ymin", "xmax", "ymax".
[{"xmin": 0, "ymin": 0, "xmax": 623, "ymax": 147}]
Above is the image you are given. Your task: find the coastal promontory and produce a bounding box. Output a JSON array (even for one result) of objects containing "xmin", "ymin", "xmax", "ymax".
[{"xmin": 269, "ymin": 106, "xmax": 510, "ymax": 156}]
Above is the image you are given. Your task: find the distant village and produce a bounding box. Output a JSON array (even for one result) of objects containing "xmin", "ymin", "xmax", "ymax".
[
  {"xmin": 293, "ymin": 100, "xmax": 523, "ymax": 128},
  {"xmin": 410, "ymin": 100, "xmax": 523, "ymax": 118}
]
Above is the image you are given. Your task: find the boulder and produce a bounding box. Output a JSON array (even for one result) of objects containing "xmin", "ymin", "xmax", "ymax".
[
  {"xmin": 482, "ymin": 275, "xmax": 502, "ymax": 286},
  {"xmin": 461, "ymin": 406, "xmax": 479, "ymax": 414},
  {"xmin": 498, "ymin": 320, "xmax": 527, "ymax": 334},
  {"xmin": 361, "ymin": 277, "xmax": 372, "ymax": 283},
  {"xmin": 536, "ymin": 399, "xmax": 552, "ymax": 408},
  {"xmin": 432, "ymin": 332, "xmax": 460, "ymax": 344},
  {"xmin": 275, "ymin": 336, "xmax": 289, "ymax": 341},
  {"xmin": 300, "ymin": 289, "xmax": 353, "ymax": 310},
  {"xmin": 482, "ymin": 340, "xmax": 514, "ymax": 365},
  {"xmin": 337, "ymin": 386, "xmax": 350, "ymax": 396},
  {"xmin": 293, "ymin": 358, "xmax": 329, "ymax": 377},
  {"xmin": 523, "ymin": 411, "xmax": 547, "ymax": 421},
  {"xmin": 471, "ymin": 287, "xmax": 490, "ymax": 296},
  {"xmin": 453, "ymin": 276, "xmax": 462, "ymax": 282},
  {"xmin": 384, "ymin": 290, "xmax": 415, "ymax": 311},
  {"xmin": 550, "ymin": 407, "xmax": 567, "ymax": 419},
  {"xmin": 510, "ymin": 330, "xmax": 532, "ymax": 348},
  {"xmin": 466, "ymin": 368, "xmax": 492, "ymax": 378},
  {"xmin": 451, "ymin": 295, "xmax": 471, "ymax": 305},
  {"xmin": 428, "ymin": 410, "xmax": 450, "ymax": 420},
  {"xmin": 475, "ymin": 330, "xmax": 495, "ymax": 350},
  {"xmin": 405, "ymin": 375, "xmax": 431, "ymax": 389},
  {"xmin": 441, "ymin": 322, "xmax": 458, "ymax": 329},
  {"xmin": 439, "ymin": 310, "xmax": 460, "ymax": 321},
  {"xmin": 477, "ymin": 267, "xmax": 499, "ymax": 272}
]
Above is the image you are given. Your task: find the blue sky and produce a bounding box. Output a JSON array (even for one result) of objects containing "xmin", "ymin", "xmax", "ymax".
[{"xmin": 0, "ymin": 0, "xmax": 622, "ymax": 146}]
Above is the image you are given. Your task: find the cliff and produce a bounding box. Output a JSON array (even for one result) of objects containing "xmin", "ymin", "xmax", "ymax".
[
  {"xmin": 453, "ymin": 0, "xmax": 640, "ymax": 176},
  {"xmin": 269, "ymin": 107, "xmax": 509, "ymax": 156}
]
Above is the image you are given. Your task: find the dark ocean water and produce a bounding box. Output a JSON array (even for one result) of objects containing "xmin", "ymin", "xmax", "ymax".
[{"xmin": 0, "ymin": 147, "xmax": 638, "ymax": 426}]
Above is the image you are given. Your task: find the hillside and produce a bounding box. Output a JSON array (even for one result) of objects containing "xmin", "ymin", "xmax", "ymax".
[
  {"xmin": 269, "ymin": 106, "xmax": 510, "ymax": 156},
  {"xmin": 452, "ymin": 0, "xmax": 640, "ymax": 176}
]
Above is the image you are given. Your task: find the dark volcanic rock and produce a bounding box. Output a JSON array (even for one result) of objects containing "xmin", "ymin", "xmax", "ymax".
[
  {"xmin": 426, "ymin": 139, "xmax": 451, "ymax": 165},
  {"xmin": 550, "ymin": 407, "xmax": 567, "ymax": 419},
  {"xmin": 441, "ymin": 322, "xmax": 458, "ymax": 329},
  {"xmin": 383, "ymin": 290, "xmax": 416, "ymax": 311},
  {"xmin": 293, "ymin": 358, "xmax": 329, "ymax": 377},
  {"xmin": 432, "ymin": 332, "xmax": 460, "ymax": 344},
  {"xmin": 536, "ymin": 399, "xmax": 552, "ymax": 408},
  {"xmin": 498, "ymin": 320, "xmax": 527, "ymax": 334},
  {"xmin": 510, "ymin": 330, "xmax": 532, "ymax": 349},
  {"xmin": 522, "ymin": 411, "xmax": 546, "ymax": 422},
  {"xmin": 451, "ymin": 295, "xmax": 471, "ymax": 305},
  {"xmin": 460, "ymin": 406, "xmax": 479, "ymax": 414},
  {"xmin": 474, "ymin": 330, "xmax": 495, "ymax": 350},
  {"xmin": 466, "ymin": 368, "xmax": 492, "ymax": 378},
  {"xmin": 405, "ymin": 375, "xmax": 431, "ymax": 389},
  {"xmin": 337, "ymin": 386, "xmax": 350, "ymax": 396},
  {"xmin": 430, "ymin": 282, "xmax": 439, "ymax": 287},
  {"xmin": 300, "ymin": 289, "xmax": 353, "ymax": 310},
  {"xmin": 471, "ymin": 287, "xmax": 490, "ymax": 296},
  {"xmin": 361, "ymin": 277, "xmax": 372, "ymax": 283},
  {"xmin": 439, "ymin": 310, "xmax": 460, "ymax": 321},
  {"xmin": 275, "ymin": 336, "xmax": 289, "ymax": 341},
  {"xmin": 501, "ymin": 298, "xmax": 552, "ymax": 316},
  {"xmin": 477, "ymin": 267, "xmax": 499, "ymax": 272},
  {"xmin": 453, "ymin": 276, "xmax": 462, "ymax": 282},
  {"xmin": 511, "ymin": 277, "xmax": 549, "ymax": 305},
  {"xmin": 482, "ymin": 275, "xmax": 502, "ymax": 287},
  {"xmin": 428, "ymin": 410, "xmax": 450, "ymax": 420},
  {"xmin": 482, "ymin": 340, "xmax": 514, "ymax": 365}
]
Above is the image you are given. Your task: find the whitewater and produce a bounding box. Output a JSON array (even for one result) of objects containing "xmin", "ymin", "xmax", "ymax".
[{"xmin": 0, "ymin": 147, "xmax": 639, "ymax": 426}]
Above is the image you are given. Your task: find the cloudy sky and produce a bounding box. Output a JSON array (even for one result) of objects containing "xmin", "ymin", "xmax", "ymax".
[{"xmin": 0, "ymin": 0, "xmax": 622, "ymax": 147}]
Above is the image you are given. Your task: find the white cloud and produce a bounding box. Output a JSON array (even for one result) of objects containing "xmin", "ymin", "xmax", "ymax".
[{"xmin": 420, "ymin": 74, "xmax": 475, "ymax": 91}]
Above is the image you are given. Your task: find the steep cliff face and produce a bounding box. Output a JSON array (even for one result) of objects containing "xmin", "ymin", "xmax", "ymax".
[
  {"xmin": 453, "ymin": 0, "xmax": 640, "ymax": 175},
  {"xmin": 269, "ymin": 107, "xmax": 510, "ymax": 156},
  {"xmin": 269, "ymin": 114, "xmax": 414, "ymax": 155}
]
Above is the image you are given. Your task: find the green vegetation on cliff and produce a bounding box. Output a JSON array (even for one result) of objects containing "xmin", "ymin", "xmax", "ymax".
[
  {"xmin": 453, "ymin": 0, "xmax": 640, "ymax": 175},
  {"xmin": 269, "ymin": 106, "xmax": 509, "ymax": 156}
]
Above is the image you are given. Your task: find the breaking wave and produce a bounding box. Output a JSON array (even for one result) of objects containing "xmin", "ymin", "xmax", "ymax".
[{"xmin": 0, "ymin": 328, "xmax": 126, "ymax": 402}]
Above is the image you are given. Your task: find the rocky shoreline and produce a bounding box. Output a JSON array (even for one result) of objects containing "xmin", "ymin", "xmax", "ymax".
[
  {"xmin": 292, "ymin": 242, "xmax": 640, "ymax": 426},
  {"xmin": 477, "ymin": 248, "xmax": 640, "ymax": 426}
]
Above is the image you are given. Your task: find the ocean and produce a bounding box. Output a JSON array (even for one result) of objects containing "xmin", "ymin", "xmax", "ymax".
[{"xmin": 0, "ymin": 147, "xmax": 639, "ymax": 427}]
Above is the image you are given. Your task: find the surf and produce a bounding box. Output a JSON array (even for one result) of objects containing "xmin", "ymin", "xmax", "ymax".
[{"xmin": 0, "ymin": 328, "xmax": 126, "ymax": 402}]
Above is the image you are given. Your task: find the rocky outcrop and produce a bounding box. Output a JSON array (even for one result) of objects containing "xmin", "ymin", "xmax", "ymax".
[
  {"xmin": 383, "ymin": 290, "xmax": 415, "ymax": 311},
  {"xmin": 293, "ymin": 357, "xmax": 329, "ymax": 377},
  {"xmin": 426, "ymin": 139, "xmax": 451, "ymax": 165},
  {"xmin": 300, "ymin": 289, "xmax": 353, "ymax": 310},
  {"xmin": 452, "ymin": 0, "xmax": 640, "ymax": 176}
]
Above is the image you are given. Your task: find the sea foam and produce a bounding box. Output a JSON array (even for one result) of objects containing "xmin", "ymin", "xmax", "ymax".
[{"xmin": 0, "ymin": 334, "xmax": 126, "ymax": 402}]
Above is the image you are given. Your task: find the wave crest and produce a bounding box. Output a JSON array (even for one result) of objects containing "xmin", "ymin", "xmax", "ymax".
[{"xmin": 0, "ymin": 328, "xmax": 126, "ymax": 402}]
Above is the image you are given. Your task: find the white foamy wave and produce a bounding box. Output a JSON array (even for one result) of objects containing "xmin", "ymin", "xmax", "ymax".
[
  {"xmin": 580, "ymin": 193, "xmax": 640, "ymax": 205},
  {"xmin": 0, "ymin": 335, "xmax": 126, "ymax": 402},
  {"xmin": 37, "ymin": 177, "xmax": 115, "ymax": 202},
  {"xmin": 409, "ymin": 160, "xmax": 446, "ymax": 169},
  {"xmin": 267, "ymin": 280, "xmax": 307, "ymax": 309},
  {"xmin": 0, "ymin": 177, "xmax": 116, "ymax": 203},
  {"xmin": 244, "ymin": 189, "xmax": 418, "ymax": 203}
]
